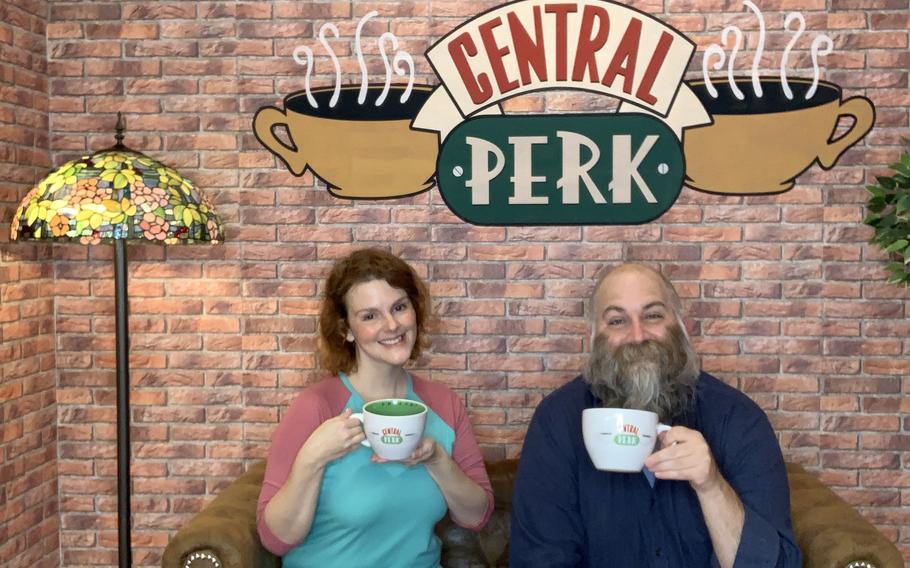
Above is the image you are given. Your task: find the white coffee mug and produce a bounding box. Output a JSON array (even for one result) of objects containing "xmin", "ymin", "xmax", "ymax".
[
  {"xmin": 351, "ymin": 398, "xmax": 428, "ymax": 461},
  {"xmin": 582, "ymin": 408, "xmax": 671, "ymax": 472}
]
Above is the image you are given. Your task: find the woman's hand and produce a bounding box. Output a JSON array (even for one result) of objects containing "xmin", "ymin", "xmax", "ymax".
[
  {"xmin": 371, "ymin": 437, "xmax": 444, "ymax": 467},
  {"xmin": 297, "ymin": 408, "xmax": 365, "ymax": 469}
]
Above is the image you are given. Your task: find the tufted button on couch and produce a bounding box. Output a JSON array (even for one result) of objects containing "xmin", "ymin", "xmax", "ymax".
[{"xmin": 162, "ymin": 459, "xmax": 903, "ymax": 568}]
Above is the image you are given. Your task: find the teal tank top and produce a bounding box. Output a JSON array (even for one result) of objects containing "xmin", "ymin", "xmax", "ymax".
[{"xmin": 282, "ymin": 373, "xmax": 454, "ymax": 568}]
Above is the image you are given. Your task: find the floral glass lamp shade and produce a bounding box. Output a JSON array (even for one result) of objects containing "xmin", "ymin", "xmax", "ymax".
[
  {"xmin": 9, "ymin": 113, "xmax": 224, "ymax": 568},
  {"xmin": 10, "ymin": 136, "xmax": 222, "ymax": 245}
]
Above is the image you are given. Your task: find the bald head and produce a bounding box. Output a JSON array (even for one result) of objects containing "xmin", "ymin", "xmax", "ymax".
[
  {"xmin": 590, "ymin": 264, "xmax": 685, "ymax": 347},
  {"xmin": 593, "ymin": 263, "xmax": 682, "ymax": 314}
]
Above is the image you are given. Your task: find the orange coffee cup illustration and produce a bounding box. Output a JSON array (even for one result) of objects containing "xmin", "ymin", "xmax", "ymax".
[
  {"xmin": 683, "ymin": 77, "xmax": 875, "ymax": 195},
  {"xmin": 253, "ymin": 84, "xmax": 438, "ymax": 199}
]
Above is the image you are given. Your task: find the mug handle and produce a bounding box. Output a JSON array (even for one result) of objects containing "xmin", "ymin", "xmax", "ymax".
[
  {"xmin": 349, "ymin": 413, "xmax": 371, "ymax": 447},
  {"xmin": 817, "ymin": 96, "xmax": 875, "ymax": 169},
  {"xmin": 656, "ymin": 423, "xmax": 674, "ymax": 448},
  {"xmin": 252, "ymin": 106, "xmax": 309, "ymax": 175}
]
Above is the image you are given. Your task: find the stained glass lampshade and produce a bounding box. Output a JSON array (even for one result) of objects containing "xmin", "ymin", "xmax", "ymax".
[
  {"xmin": 10, "ymin": 129, "xmax": 223, "ymax": 245},
  {"xmin": 8, "ymin": 113, "xmax": 224, "ymax": 568}
]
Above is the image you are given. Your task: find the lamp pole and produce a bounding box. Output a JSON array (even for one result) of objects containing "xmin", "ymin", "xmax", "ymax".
[
  {"xmin": 114, "ymin": 238, "xmax": 131, "ymax": 568},
  {"xmin": 9, "ymin": 111, "xmax": 224, "ymax": 567}
]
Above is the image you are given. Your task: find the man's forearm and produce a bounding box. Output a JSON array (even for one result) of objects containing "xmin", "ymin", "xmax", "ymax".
[{"xmin": 694, "ymin": 474, "xmax": 745, "ymax": 568}]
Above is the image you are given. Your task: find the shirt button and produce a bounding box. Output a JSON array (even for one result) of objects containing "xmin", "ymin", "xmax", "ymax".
[{"xmin": 655, "ymin": 548, "xmax": 662, "ymax": 557}]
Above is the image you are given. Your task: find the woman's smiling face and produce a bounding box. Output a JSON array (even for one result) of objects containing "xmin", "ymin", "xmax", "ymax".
[{"xmin": 344, "ymin": 279, "xmax": 418, "ymax": 371}]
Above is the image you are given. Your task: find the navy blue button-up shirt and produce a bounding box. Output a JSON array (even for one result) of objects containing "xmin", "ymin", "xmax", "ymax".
[{"xmin": 511, "ymin": 373, "xmax": 801, "ymax": 567}]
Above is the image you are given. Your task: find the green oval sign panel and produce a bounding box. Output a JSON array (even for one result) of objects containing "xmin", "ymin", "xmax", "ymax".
[{"xmin": 437, "ymin": 114, "xmax": 684, "ymax": 225}]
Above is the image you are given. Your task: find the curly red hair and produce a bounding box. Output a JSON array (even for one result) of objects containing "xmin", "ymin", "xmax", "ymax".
[{"xmin": 318, "ymin": 248, "xmax": 431, "ymax": 375}]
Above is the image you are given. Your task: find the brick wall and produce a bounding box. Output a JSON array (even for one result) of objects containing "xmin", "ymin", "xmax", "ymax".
[
  {"xmin": 0, "ymin": 0, "xmax": 59, "ymax": 567},
  {"xmin": 6, "ymin": 0, "xmax": 906, "ymax": 565}
]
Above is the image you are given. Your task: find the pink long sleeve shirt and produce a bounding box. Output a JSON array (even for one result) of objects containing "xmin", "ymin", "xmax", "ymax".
[{"xmin": 257, "ymin": 373, "xmax": 494, "ymax": 567}]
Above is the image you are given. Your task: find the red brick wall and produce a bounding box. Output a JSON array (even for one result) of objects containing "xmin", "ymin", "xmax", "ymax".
[
  {"xmin": 12, "ymin": 0, "xmax": 907, "ymax": 565},
  {"xmin": 0, "ymin": 0, "xmax": 59, "ymax": 567}
]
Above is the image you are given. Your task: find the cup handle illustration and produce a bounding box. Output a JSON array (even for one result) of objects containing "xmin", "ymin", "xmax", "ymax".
[
  {"xmin": 817, "ymin": 96, "xmax": 875, "ymax": 169},
  {"xmin": 252, "ymin": 107, "xmax": 309, "ymax": 176},
  {"xmin": 349, "ymin": 413, "xmax": 372, "ymax": 448}
]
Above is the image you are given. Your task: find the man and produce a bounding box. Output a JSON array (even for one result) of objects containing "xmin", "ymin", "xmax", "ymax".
[{"xmin": 510, "ymin": 264, "xmax": 801, "ymax": 567}]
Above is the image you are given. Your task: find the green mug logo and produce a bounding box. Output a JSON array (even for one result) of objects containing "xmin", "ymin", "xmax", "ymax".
[
  {"xmin": 613, "ymin": 423, "xmax": 641, "ymax": 446},
  {"xmin": 437, "ymin": 114, "xmax": 683, "ymax": 225},
  {"xmin": 381, "ymin": 427, "xmax": 404, "ymax": 445}
]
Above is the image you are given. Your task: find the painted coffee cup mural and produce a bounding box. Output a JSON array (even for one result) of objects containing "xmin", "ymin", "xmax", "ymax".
[
  {"xmin": 254, "ymin": 84, "xmax": 437, "ymax": 199},
  {"xmin": 683, "ymin": 3, "xmax": 875, "ymax": 195},
  {"xmin": 252, "ymin": 0, "xmax": 876, "ymax": 219},
  {"xmin": 685, "ymin": 77, "xmax": 875, "ymax": 194},
  {"xmin": 252, "ymin": 13, "xmax": 438, "ymax": 199}
]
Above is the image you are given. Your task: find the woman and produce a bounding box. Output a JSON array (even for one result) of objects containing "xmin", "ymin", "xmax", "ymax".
[{"xmin": 257, "ymin": 248, "xmax": 493, "ymax": 567}]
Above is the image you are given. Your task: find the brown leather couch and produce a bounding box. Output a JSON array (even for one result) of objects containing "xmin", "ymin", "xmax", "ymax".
[{"xmin": 162, "ymin": 459, "xmax": 903, "ymax": 568}]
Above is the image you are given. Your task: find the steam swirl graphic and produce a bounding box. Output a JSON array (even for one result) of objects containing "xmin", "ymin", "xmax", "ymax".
[
  {"xmin": 291, "ymin": 11, "xmax": 416, "ymax": 108},
  {"xmin": 703, "ymin": 1, "xmax": 833, "ymax": 101},
  {"xmin": 319, "ymin": 22, "xmax": 342, "ymax": 108},
  {"xmin": 780, "ymin": 12, "xmax": 805, "ymax": 100}
]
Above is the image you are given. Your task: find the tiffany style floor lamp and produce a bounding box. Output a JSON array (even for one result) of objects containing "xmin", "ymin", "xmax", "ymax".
[{"xmin": 9, "ymin": 114, "xmax": 224, "ymax": 568}]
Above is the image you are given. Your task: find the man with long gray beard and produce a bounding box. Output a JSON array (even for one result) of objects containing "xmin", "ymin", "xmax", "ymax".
[{"xmin": 510, "ymin": 264, "xmax": 800, "ymax": 568}]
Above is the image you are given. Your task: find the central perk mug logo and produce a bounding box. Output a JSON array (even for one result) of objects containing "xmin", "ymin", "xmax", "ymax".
[
  {"xmin": 614, "ymin": 424, "xmax": 641, "ymax": 446},
  {"xmin": 381, "ymin": 427, "xmax": 404, "ymax": 445}
]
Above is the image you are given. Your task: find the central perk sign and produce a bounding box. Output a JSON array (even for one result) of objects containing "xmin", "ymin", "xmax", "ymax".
[
  {"xmin": 437, "ymin": 114, "xmax": 683, "ymax": 224},
  {"xmin": 414, "ymin": 0, "xmax": 704, "ymax": 225},
  {"xmin": 426, "ymin": 0, "xmax": 692, "ymax": 118},
  {"xmin": 252, "ymin": 0, "xmax": 874, "ymax": 221}
]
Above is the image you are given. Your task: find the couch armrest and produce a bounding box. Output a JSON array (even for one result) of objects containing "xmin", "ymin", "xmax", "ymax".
[
  {"xmin": 787, "ymin": 463, "xmax": 903, "ymax": 568},
  {"xmin": 162, "ymin": 461, "xmax": 280, "ymax": 568}
]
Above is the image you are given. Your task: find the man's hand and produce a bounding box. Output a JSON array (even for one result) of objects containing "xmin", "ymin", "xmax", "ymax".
[
  {"xmin": 644, "ymin": 425, "xmax": 745, "ymax": 568},
  {"xmin": 643, "ymin": 425, "xmax": 720, "ymax": 493}
]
